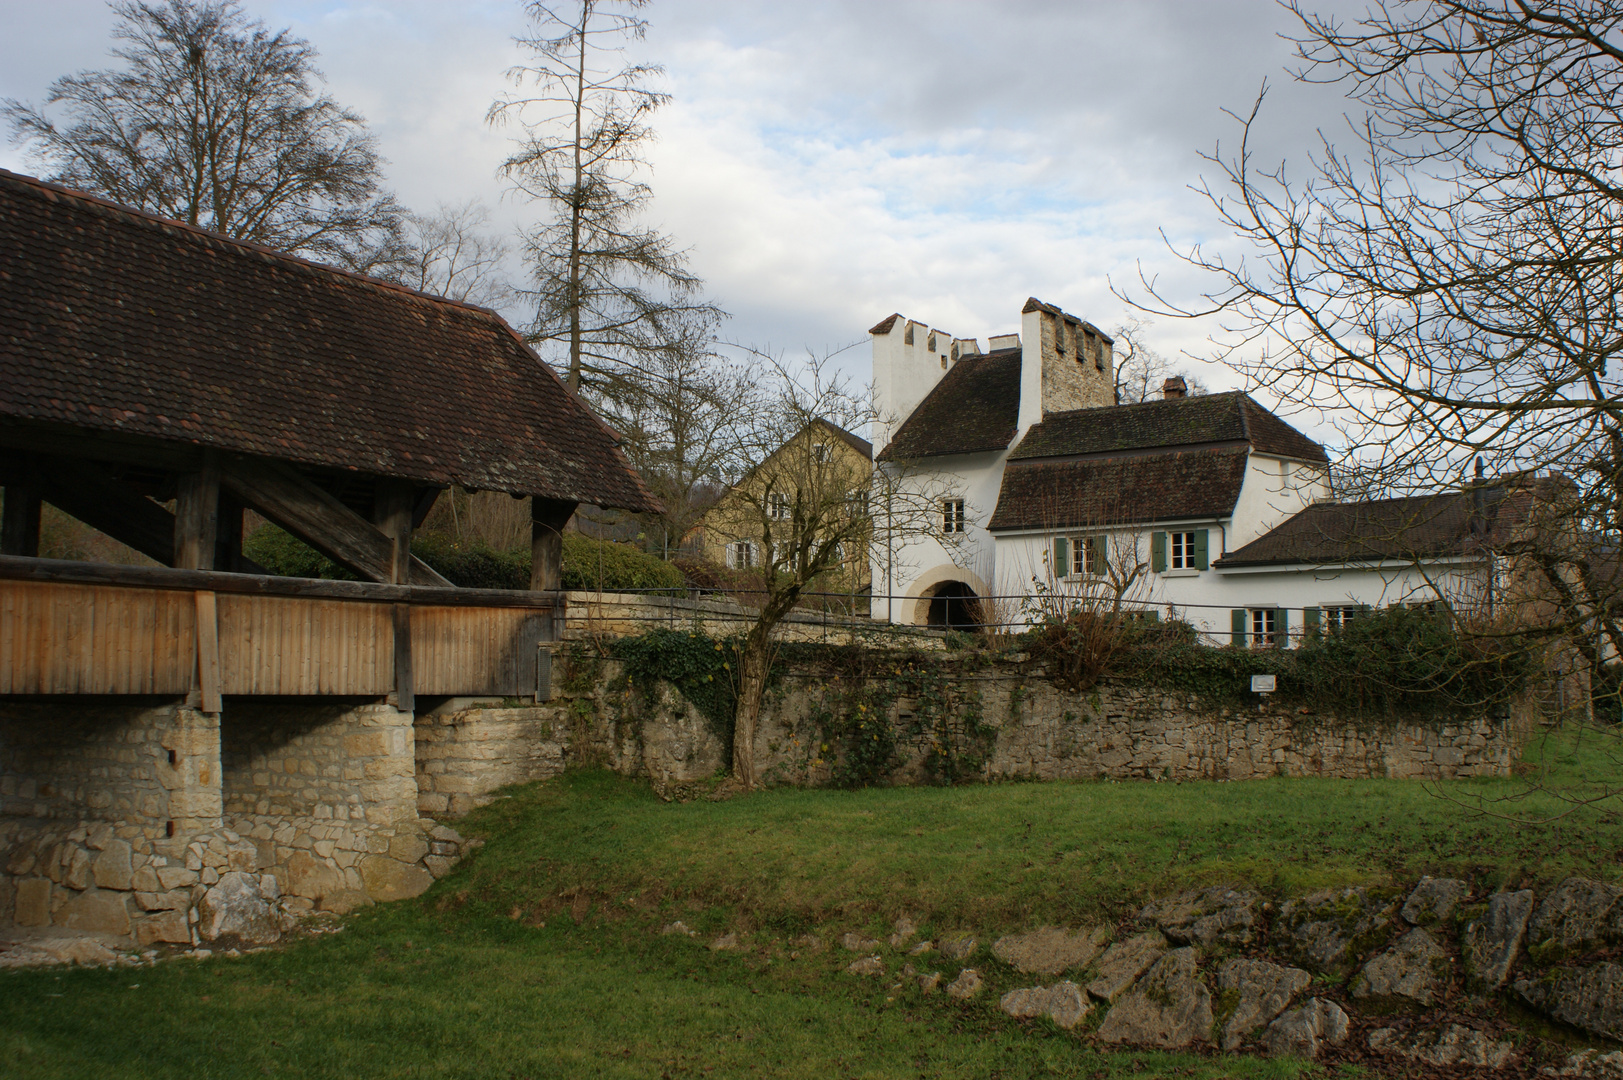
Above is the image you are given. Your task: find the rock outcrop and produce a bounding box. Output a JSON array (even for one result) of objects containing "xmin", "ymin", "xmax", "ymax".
[
  {"xmin": 991, "ymin": 926, "xmax": 1109, "ymax": 975},
  {"xmin": 999, "ymin": 981, "xmax": 1090, "ymax": 1029},
  {"xmin": 1462, "ymin": 889, "xmax": 1534, "ymax": 991},
  {"xmin": 1139, "ymin": 886, "xmax": 1261, "ymax": 947},
  {"xmin": 1095, "ymin": 948, "xmax": 1212, "ymax": 1048},
  {"xmin": 1264, "ymin": 998, "xmax": 1349, "ymax": 1059},
  {"xmin": 1351, "ymin": 926, "xmax": 1449, "ymax": 1006},
  {"xmin": 1216, "ymin": 958, "xmax": 1312, "ymax": 1051}
]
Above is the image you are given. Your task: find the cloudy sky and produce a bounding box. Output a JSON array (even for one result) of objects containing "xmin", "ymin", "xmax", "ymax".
[{"xmin": 0, "ymin": 0, "xmax": 1363, "ymax": 414}]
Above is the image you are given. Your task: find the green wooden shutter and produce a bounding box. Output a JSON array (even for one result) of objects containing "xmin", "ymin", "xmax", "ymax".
[
  {"xmin": 1231, "ymin": 609, "xmax": 1247, "ymax": 647},
  {"xmin": 1151, "ymin": 532, "xmax": 1167, "ymax": 573},
  {"xmin": 1053, "ymin": 536, "xmax": 1069, "ymax": 576},
  {"xmin": 1303, "ymin": 606, "xmax": 1322, "ymax": 641},
  {"xmin": 1276, "ymin": 607, "xmax": 1290, "ymax": 646},
  {"xmin": 1194, "ymin": 529, "xmax": 1210, "ymax": 570},
  {"xmin": 1089, "ymin": 536, "xmax": 1106, "ymax": 575}
]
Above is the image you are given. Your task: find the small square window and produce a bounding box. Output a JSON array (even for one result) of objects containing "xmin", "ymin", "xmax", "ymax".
[
  {"xmin": 941, "ymin": 498, "xmax": 965, "ymax": 534},
  {"xmin": 812, "ymin": 443, "xmax": 831, "ymax": 463},
  {"xmin": 1070, "ymin": 536, "xmax": 1101, "ymax": 577},
  {"xmin": 768, "ymin": 492, "xmax": 791, "ymax": 521},
  {"xmin": 1325, "ymin": 605, "xmax": 1360, "ymax": 630},
  {"xmin": 728, "ymin": 541, "xmax": 754, "ymax": 569}
]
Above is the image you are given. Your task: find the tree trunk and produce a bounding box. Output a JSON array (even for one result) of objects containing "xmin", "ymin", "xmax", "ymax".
[{"xmin": 732, "ymin": 623, "xmax": 773, "ymax": 788}]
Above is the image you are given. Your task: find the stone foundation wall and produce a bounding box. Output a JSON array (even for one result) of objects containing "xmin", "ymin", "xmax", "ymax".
[{"xmin": 414, "ymin": 705, "xmax": 567, "ymax": 816}]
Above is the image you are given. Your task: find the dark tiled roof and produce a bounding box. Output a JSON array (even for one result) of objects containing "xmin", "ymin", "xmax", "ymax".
[
  {"xmin": 1020, "ymin": 296, "xmax": 1112, "ymax": 343},
  {"xmin": 868, "ymin": 313, "xmax": 902, "ymax": 335},
  {"xmin": 1214, "ymin": 482, "xmax": 1550, "ymax": 567},
  {"xmin": 818, "ymin": 419, "xmax": 873, "ymax": 461},
  {"xmin": 1010, "ymin": 392, "xmax": 1327, "ymax": 464},
  {"xmin": 0, "ymin": 169, "xmax": 659, "ymax": 511},
  {"xmin": 876, "ymin": 348, "xmax": 1021, "ymax": 460},
  {"xmin": 988, "ymin": 447, "xmax": 1250, "ymax": 532}
]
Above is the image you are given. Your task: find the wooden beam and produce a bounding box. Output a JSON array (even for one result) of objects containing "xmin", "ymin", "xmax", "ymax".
[
  {"xmin": 194, "ymin": 590, "xmax": 222, "ymax": 713},
  {"xmin": 173, "ymin": 452, "xmax": 220, "ymax": 570},
  {"xmin": 218, "ymin": 455, "xmax": 452, "ymax": 587},
  {"xmin": 1, "ymin": 482, "xmax": 42, "ymax": 557},
  {"xmin": 373, "ymin": 479, "xmax": 414, "ymax": 586},
  {"xmin": 391, "ymin": 602, "xmax": 414, "ymax": 713},
  {"xmin": 0, "ymin": 554, "xmax": 561, "ymax": 608},
  {"xmin": 531, "ymin": 498, "xmax": 577, "ymax": 593},
  {"xmin": 33, "ymin": 457, "xmax": 176, "ymax": 565}
]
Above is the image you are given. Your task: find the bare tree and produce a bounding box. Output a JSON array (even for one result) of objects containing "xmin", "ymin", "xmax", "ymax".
[
  {"xmin": 1129, "ymin": 0, "xmax": 1623, "ymax": 699},
  {"xmin": 5, "ymin": 0, "xmax": 404, "ymax": 271},
  {"xmin": 1112, "ymin": 318, "xmax": 1211, "ymax": 403},
  {"xmin": 711, "ymin": 350, "xmax": 960, "ymax": 788},
  {"xmin": 487, "ymin": 0, "xmax": 722, "ymax": 392},
  {"xmin": 387, "ymin": 201, "xmax": 515, "ymax": 309}
]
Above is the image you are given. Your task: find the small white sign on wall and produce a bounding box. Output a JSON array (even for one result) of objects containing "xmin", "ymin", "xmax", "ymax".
[{"xmin": 1251, "ymin": 674, "xmax": 1276, "ymax": 694}]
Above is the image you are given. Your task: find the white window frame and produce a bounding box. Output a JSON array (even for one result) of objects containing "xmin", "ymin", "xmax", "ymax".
[
  {"xmin": 1169, "ymin": 531, "xmax": 1197, "ymax": 571},
  {"xmin": 727, "ymin": 540, "xmax": 755, "ymax": 569},
  {"xmin": 1324, "ymin": 605, "xmax": 1360, "ymax": 631},
  {"xmin": 1069, "ymin": 536, "xmax": 1102, "ymax": 578},
  {"xmin": 1249, "ymin": 608, "xmax": 1277, "ymax": 649},
  {"xmin": 767, "ymin": 492, "xmax": 791, "ymax": 522},
  {"xmin": 811, "ymin": 442, "xmax": 832, "ymax": 464},
  {"xmin": 941, "ymin": 498, "xmax": 966, "ymax": 534}
]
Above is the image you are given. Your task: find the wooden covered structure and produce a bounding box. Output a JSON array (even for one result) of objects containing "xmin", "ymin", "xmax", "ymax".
[{"xmin": 0, "ymin": 169, "xmax": 660, "ymax": 709}]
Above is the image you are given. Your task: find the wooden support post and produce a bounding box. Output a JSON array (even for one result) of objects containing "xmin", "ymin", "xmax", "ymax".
[
  {"xmin": 373, "ymin": 479, "xmax": 415, "ymax": 586},
  {"xmin": 174, "ymin": 452, "xmax": 221, "ymax": 570},
  {"xmin": 531, "ymin": 497, "xmax": 576, "ymax": 644},
  {"xmin": 530, "ymin": 498, "xmax": 577, "ymax": 593},
  {"xmin": 391, "ymin": 602, "xmax": 414, "ymax": 714},
  {"xmin": 194, "ymin": 590, "xmax": 222, "ymax": 714},
  {"xmin": 1, "ymin": 482, "xmax": 42, "ymax": 557}
]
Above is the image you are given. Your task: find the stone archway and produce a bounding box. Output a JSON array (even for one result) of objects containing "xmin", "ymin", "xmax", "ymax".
[{"xmin": 903, "ymin": 566, "xmax": 991, "ymax": 629}]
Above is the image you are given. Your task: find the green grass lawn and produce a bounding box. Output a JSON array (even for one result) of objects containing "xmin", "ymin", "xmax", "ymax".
[{"xmin": 2, "ymin": 724, "xmax": 1618, "ymax": 1079}]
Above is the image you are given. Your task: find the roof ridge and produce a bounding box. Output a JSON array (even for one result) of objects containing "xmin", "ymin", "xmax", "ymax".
[{"xmin": 0, "ymin": 167, "xmax": 505, "ymax": 323}]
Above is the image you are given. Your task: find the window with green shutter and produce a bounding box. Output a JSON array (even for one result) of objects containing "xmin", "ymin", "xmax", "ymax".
[
  {"xmin": 1303, "ymin": 606, "xmax": 1322, "ymax": 641},
  {"xmin": 1088, "ymin": 535, "xmax": 1106, "ymax": 576},
  {"xmin": 1052, "ymin": 536, "xmax": 1069, "ymax": 577},
  {"xmin": 1194, "ymin": 529, "xmax": 1209, "ymax": 570},
  {"xmin": 1151, "ymin": 532, "xmax": 1167, "ymax": 573},
  {"xmin": 1231, "ymin": 609, "xmax": 1247, "ymax": 647}
]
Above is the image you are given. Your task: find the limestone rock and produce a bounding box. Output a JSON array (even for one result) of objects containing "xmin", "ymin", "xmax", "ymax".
[
  {"xmin": 130, "ymin": 866, "xmax": 160, "ymax": 893},
  {"xmin": 134, "ymin": 890, "xmax": 188, "ymax": 912},
  {"xmin": 92, "ymin": 840, "xmax": 134, "ymax": 891},
  {"xmin": 318, "ymin": 889, "xmax": 371, "ymax": 914},
  {"xmin": 1087, "ymin": 932, "xmax": 1167, "ymax": 1003},
  {"xmin": 1140, "ymin": 886, "xmax": 1261, "ymax": 947},
  {"xmin": 134, "ymin": 909, "xmax": 192, "ymax": 946},
  {"xmin": 285, "ymin": 851, "xmax": 343, "ymax": 901},
  {"xmin": 999, "ymin": 980, "xmax": 1091, "ymax": 1029},
  {"xmin": 946, "ymin": 968, "xmax": 983, "ymax": 999},
  {"xmin": 422, "ymin": 856, "xmax": 456, "ymax": 879},
  {"xmin": 1264, "ymin": 998, "xmax": 1349, "ymax": 1059},
  {"xmin": 1095, "ymin": 947, "xmax": 1212, "ymax": 1048},
  {"xmin": 1529, "ymin": 878, "xmax": 1623, "ymax": 964},
  {"xmin": 840, "ymin": 931, "xmax": 880, "ymax": 952},
  {"xmin": 1277, "ymin": 887, "xmax": 1401, "ymax": 975},
  {"xmin": 155, "ymin": 866, "xmax": 199, "ymax": 891},
  {"xmin": 887, "ymin": 917, "xmax": 917, "ymax": 948},
  {"xmin": 991, "ymin": 925, "xmax": 1109, "ymax": 975},
  {"xmin": 709, "ymin": 933, "xmax": 740, "ymax": 951},
  {"xmin": 918, "ymin": 971, "xmax": 942, "ymax": 993},
  {"xmin": 55, "ymin": 889, "xmax": 131, "ymax": 936},
  {"xmin": 1549, "ymin": 1049, "xmax": 1623, "ymax": 1077},
  {"xmin": 1215, "ymin": 958, "xmax": 1312, "ymax": 1051},
  {"xmin": 1352, "ymin": 926, "xmax": 1450, "ymax": 1006},
  {"xmin": 939, "ymin": 934, "xmax": 978, "ymax": 961},
  {"xmin": 846, "ymin": 955, "xmax": 884, "ymax": 976},
  {"xmin": 1516, "ymin": 961, "xmax": 1623, "ymax": 1040},
  {"xmin": 1463, "ymin": 889, "xmax": 1534, "ymax": 991},
  {"xmin": 660, "ymin": 921, "xmax": 696, "ymax": 937},
  {"xmin": 358, "ymin": 855, "xmax": 432, "ymax": 902},
  {"xmin": 198, "ymin": 871, "xmax": 282, "ymax": 944},
  {"xmin": 24, "ymin": 936, "xmax": 123, "ymax": 967},
  {"xmin": 1401, "ymin": 876, "xmax": 1469, "ymax": 927},
  {"xmin": 388, "ymin": 832, "xmax": 430, "ymax": 865},
  {"xmin": 14, "ymin": 878, "xmax": 51, "ymax": 927},
  {"xmin": 1368, "ymin": 1024, "xmax": 1515, "ymax": 1068},
  {"xmin": 908, "ymin": 940, "xmax": 934, "ymax": 956},
  {"xmin": 63, "ymin": 847, "xmax": 92, "ymax": 891}
]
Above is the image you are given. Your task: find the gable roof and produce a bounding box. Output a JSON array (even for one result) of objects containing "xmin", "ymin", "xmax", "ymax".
[
  {"xmin": 1009, "ymin": 392, "xmax": 1327, "ymax": 464},
  {"xmin": 876, "ymin": 348, "xmax": 1022, "ymax": 460},
  {"xmin": 815, "ymin": 418, "xmax": 873, "ymax": 461},
  {"xmin": 0, "ymin": 169, "xmax": 659, "ymax": 511},
  {"xmin": 989, "ymin": 447, "xmax": 1251, "ymax": 532},
  {"xmin": 1213, "ymin": 480, "xmax": 1556, "ymax": 568}
]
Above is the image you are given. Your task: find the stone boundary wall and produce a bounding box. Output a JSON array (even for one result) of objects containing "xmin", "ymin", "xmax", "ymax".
[
  {"xmin": 404, "ymin": 652, "xmax": 1532, "ymax": 813},
  {"xmin": 563, "ymin": 590, "xmax": 945, "ymax": 648}
]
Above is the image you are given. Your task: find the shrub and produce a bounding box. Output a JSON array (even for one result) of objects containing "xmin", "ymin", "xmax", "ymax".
[{"xmin": 242, "ymin": 524, "xmax": 357, "ymax": 580}]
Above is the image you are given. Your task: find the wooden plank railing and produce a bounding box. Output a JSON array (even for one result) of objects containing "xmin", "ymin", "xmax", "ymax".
[{"xmin": 0, "ymin": 556, "xmax": 560, "ymax": 703}]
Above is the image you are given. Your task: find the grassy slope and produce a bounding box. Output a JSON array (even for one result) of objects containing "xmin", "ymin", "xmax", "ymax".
[{"xmin": 1, "ymin": 726, "xmax": 1617, "ymax": 1079}]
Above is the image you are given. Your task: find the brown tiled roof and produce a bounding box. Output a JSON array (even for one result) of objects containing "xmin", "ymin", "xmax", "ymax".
[
  {"xmin": 1214, "ymin": 482, "xmax": 1550, "ymax": 567},
  {"xmin": 1019, "ymin": 296, "xmax": 1112, "ymax": 344},
  {"xmin": 1010, "ymin": 392, "xmax": 1327, "ymax": 463},
  {"xmin": 868, "ymin": 313, "xmax": 902, "ymax": 335},
  {"xmin": 988, "ymin": 447, "xmax": 1250, "ymax": 532},
  {"xmin": 876, "ymin": 348, "xmax": 1022, "ymax": 460},
  {"xmin": 0, "ymin": 169, "xmax": 660, "ymax": 511}
]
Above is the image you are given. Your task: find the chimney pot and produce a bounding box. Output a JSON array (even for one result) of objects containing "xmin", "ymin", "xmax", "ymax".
[{"xmin": 1162, "ymin": 377, "xmax": 1188, "ymax": 399}]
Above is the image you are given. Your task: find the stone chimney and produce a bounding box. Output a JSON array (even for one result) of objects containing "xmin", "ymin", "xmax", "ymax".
[{"xmin": 1162, "ymin": 376, "xmax": 1188, "ymax": 399}]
